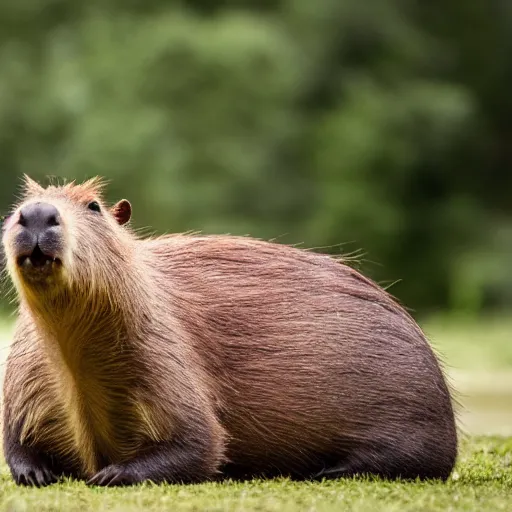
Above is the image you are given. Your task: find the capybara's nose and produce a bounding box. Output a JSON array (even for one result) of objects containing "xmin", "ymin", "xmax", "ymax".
[{"xmin": 19, "ymin": 203, "xmax": 61, "ymax": 235}]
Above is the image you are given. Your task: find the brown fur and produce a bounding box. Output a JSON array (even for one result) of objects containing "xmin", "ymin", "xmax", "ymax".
[{"xmin": 1, "ymin": 176, "xmax": 457, "ymax": 485}]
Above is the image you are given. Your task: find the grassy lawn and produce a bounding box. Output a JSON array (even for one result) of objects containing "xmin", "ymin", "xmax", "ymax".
[
  {"xmin": 422, "ymin": 314, "xmax": 512, "ymax": 372},
  {"xmin": 420, "ymin": 315, "xmax": 512, "ymax": 437},
  {"xmin": 0, "ymin": 315, "xmax": 510, "ymax": 510},
  {"xmin": 0, "ymin": 437, "xmax": 510, "ymax": 512}
]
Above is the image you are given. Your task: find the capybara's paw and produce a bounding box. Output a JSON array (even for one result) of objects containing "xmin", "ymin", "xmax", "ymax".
[
  {"xmin": 87, "ymin": 465, "xmax": 142, "ymax": 487},
  {"xmin": 10, "ymin": 457, "xmax": 59, "ymax": 487}
]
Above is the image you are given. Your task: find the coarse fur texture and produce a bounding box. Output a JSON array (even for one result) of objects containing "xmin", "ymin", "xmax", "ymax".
[{"xmin": 1, "ymin": 176, "xmax": 458, "ymax": 487}]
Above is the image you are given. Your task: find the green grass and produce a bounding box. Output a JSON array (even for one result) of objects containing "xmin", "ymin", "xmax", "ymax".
[
  {"xmin": 0, "ymin": 437, "xmax": 510, "ymax": 512},
  {"xmin": 421, "ymin": 314, "xmax": 512, "ymax": 372},
  {"xmin": 420, "ymin": 315, "xmax": 512, "ymax": 436}
]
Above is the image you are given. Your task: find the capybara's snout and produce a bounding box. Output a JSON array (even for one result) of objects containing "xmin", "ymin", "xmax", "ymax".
[{"xmin": 3, "ymin": 201, "xmax": 64, "ymax": 277}]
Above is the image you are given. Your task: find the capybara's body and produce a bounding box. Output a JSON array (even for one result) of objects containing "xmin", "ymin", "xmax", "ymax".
[{"xmin": 2, "ymin": 178, "xmax": 457, "ymax": 486}]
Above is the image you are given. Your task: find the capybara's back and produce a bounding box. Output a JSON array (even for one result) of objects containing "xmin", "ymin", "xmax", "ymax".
[
  {"xmin": 2, "ymin": 177, "xmax": 457, "ymax": 487},
  {"xmin": 151, "ymin": 235, "xmax": 458, "ymax": 481}
]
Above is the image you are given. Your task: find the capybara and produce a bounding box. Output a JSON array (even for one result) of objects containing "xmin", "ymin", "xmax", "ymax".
[{"xmin": 1, "ymin": 176, "xmax": 457, "ymax": 487}]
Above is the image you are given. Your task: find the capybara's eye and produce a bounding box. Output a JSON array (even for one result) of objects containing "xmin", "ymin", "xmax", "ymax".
[{"xmin": 87, "ymin": 201, "xmax": 101, "ymax": 213}]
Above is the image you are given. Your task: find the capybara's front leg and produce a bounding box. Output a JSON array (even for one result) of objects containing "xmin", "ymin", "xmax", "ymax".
[
  {"xmin": 4, "ymin": 426, "xmax": 79, "ymax": 487},
  {"xmin": 3, "ymin": 343, "xmax": 81, "ymax": 487},
  {"xmin": 87, "ymin": 434, "xmax": 223, "ymax": 486},
  {"xmin": 5, "ymin": 440, "xmax": 59, "ymax": 487}
]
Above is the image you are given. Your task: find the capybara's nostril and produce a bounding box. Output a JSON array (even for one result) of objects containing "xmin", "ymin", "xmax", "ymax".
[
  {"xmin": 19, "ymin": 203, "xmax": 61, "ymax": 232},
  {"xmin": 47, "ymin": 213, "xmax": 60, "ymax": 227},
  {"xmin": 18, "ymin": 211, "xmax": 27, "ymax": 227}
]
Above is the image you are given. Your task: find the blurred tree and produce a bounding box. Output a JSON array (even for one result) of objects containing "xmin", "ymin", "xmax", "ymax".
[{"xmin": 0, "ymin": 0, "xmax": 510, "ymax": 315}]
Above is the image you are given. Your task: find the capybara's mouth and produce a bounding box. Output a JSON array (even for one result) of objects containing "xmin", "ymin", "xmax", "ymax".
[{"xmin": 17, "ymin": 245, "xmax": 62, "ymax": 272}]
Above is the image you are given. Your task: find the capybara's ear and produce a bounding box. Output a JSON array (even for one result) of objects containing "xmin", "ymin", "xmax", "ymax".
[{"xmin": 111, "ymin": 200, "xmax": 132, "ymax": 225}]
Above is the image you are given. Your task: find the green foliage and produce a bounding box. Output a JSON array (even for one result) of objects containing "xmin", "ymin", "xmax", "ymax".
[
  {"xmin": 0, "ymin": 1, "xmax": 511, "ymax": 314},
  {"xmin": 0, "ymin": 437, "xmax": 511, "ymax": 511}
]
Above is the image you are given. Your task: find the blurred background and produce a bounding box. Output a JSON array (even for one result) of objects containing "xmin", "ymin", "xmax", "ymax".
[{"xmin": 0, "ymin": 1, "xmax": 510, "ymax": 436}]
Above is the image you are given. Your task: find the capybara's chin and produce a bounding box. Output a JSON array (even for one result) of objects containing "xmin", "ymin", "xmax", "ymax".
[
  {"xmin": 9, "ymin": 244, "xmax": 64, "ymax": 287},
  {"xmin": 17, "ymin": 257, "xmax": 63, "ymax": 286},
  {"xmin": 2, "ymin": 175, "xmax": 458, "ymax": 488}
]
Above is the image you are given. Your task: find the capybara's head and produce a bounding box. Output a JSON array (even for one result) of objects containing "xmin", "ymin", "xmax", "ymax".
[{"xmin": 2, "ymin": 176, "xmax": 132, "ymax": 300}]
